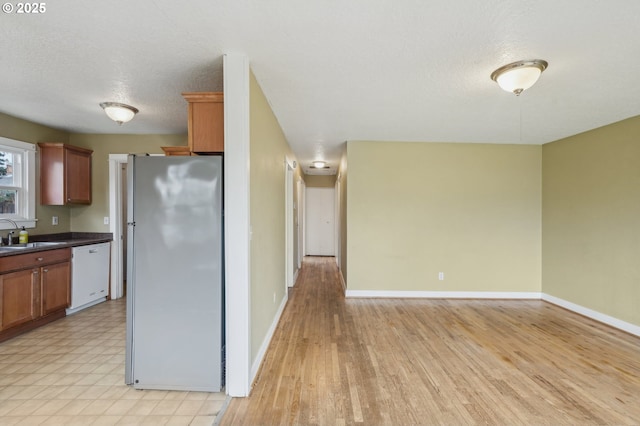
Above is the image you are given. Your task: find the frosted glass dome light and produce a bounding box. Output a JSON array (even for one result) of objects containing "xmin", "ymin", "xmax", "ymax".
[
  {"xmin": 490, "ymin": 60, "xmax": 548, "ymax": 96},
  {"xmin": 100, "ymin": 102, "xmax": 139, "ymax": 125}
]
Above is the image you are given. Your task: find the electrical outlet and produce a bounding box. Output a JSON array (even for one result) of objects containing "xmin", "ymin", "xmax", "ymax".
[
  {"xmin": 52, "ymin": 216, "xmax": 58, "ymax": 225},
  {"xmin": 273, "ymin": 292, "xmax": 276, "ymax": 303},
  {"xmin": 103, "ymin": 217, "xmax": 109, "ymax": 225},
  {"xmin": 438, "ymin": 272, "xmax": 444, "ymax": 281}
]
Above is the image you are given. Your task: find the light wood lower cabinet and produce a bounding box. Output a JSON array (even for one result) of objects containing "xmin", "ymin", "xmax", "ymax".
[
  {"xmin": 0, "ymin": 248, "xmax": 71, "ymax": 339},
  {"xmin": 0, "ymin": 268, "xmax": 39, "ymax": 330},
  {"xmin": 41, "ymin": 261, "xmax": 70, "ymax": 316}
]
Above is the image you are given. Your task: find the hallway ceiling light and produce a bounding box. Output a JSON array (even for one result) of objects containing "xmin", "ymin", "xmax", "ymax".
[
  {"xmin": 312, "ymin": 161, "xmax": 326, "ymax": 168},
  {"xmin": 490, "ymin": 59, "xmax": 548, "ymax": 96},
  {"xmin": 100, "ymin": 102, "xmax": 139, "ymax": 125}
]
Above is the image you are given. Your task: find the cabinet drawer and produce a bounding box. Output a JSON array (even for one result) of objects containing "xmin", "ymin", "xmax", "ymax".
[{"xmin": 0, "ymin": 248, "xmax": 71, "ymax": 273}]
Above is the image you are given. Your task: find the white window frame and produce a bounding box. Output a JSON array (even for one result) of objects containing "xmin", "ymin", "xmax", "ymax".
[{"xmin": 0, "ymin": 137, "xmax": 36, "ymax": 230}]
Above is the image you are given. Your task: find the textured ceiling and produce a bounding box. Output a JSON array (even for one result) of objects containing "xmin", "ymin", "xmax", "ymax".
[{"xmin": 1, "ymin": 1, "xmax": 640, "ymax": 175}]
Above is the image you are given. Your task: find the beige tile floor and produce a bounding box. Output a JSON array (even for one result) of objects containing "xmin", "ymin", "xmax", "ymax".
[{"xmin": 0, "ymin": 298, "xmax": 226, "ymax": 425}]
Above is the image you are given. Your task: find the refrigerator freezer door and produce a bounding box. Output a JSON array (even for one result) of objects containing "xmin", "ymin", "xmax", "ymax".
[
  {"xmin": 125, "ymin": 156, "xmax": 135, "ymax": 385},
  {"xmin": 126, "ymin": 155, "xmax": 223, "ymax": 391}
]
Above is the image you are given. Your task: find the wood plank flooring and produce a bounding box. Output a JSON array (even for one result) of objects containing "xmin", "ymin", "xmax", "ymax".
[{"xmin": 221, "ymin": 257, "xmax": 640, "ymax": 425}]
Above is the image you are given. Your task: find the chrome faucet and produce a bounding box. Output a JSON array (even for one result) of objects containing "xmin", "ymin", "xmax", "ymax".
[{"xmin": 0, "ymin": 218, "xmax": 19, "ymax": 246}]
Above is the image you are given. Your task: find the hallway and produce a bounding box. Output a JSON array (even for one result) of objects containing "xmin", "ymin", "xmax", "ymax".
[{"xmin": 221, "ymin": 257, "xmax": 640, "ymax": 425}]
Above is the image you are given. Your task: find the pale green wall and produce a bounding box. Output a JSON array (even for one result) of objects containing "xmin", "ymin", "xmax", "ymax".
[
  {"xmin": 0, "ymin": 112, "xmax": 70, "ymax": 144},
  {"xmin": 347, "ymin": 141, "xmax": 542, "ymax": 292},
  {"xmin": 68, "ymin": 133, "xmax": 187, "ymax": 231},
  {"xmin": 249, "ymin": 70, "xmax": 300, "ymax": 362},
  {"xmin": 542, "ymin": 116, "xmax": 640, "ymax": 326},
  {"xmin": 0, "ymin": 112, "xmax": 187, "ymax": 234},
  {"xmin": 0, "ymin": 112, "xmax": 72, "ymax": 235},
  {"xmin": 304, "ymin": 174, "xmax": 336, "ymax": 187}
]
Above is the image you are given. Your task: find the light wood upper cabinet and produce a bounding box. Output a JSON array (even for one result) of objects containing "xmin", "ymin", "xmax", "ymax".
[
  {"xmin": 38, "ymin": 143, "xmax": 93, "ymax": 205},
  {"xmin": 161, "ymin": 146, "xmax": 192, "ymax": 156},
  {"xmin": 183, "ymin": 92, "xmax": 224, "ymax": 153}
]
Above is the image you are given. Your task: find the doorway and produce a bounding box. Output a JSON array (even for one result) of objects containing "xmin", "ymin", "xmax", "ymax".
[
  {"xmin": 297, "ymin": 178, "xmax": 305, "ymax": 268},
  {"xmin": 108, "ymin": 154, "xmax": 128, "ymax": 299},
  {"xmin": 305, "ymin": 187, "xmax": 335, "ymax": 256},
  {"xmin": 285, "ymin": 161, "xmax": 294, "ymax": 288}
]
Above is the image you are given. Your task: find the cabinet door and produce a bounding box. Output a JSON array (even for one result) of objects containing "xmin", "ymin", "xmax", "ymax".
[
  {"xmin": 0, "ymin": 269, "xmax": 39, "ymax": 330},
  {"xmin": 184, "ymin": 92, "xmax": 224, "ymax": 153},
  {"xmin": 65, "ymin": 147, "xmax": 92, "ymax": 204},
  {"xmin": 38, "ymin": 143, "xmax": 93, "ymax": 205},
  {"xmin": 39, "ymin": 144, "xmax": 65, "ymax": 205},
  {"xmin": 42, "ymin": 261, "xmax": 70, "ymax": 315}
]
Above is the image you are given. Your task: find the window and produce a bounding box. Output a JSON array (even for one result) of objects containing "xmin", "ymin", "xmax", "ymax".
[{"xmin": 0, "ymin": 137, "xmax": 36, "ymax": 230}]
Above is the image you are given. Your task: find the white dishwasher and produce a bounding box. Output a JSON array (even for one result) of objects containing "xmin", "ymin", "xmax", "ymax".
[{"xmin": 66, "ymin": 242, "xmax": 111, "ymax": 315}]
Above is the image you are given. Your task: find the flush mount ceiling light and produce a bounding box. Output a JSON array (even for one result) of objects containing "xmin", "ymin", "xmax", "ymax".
[
  {"xmin": 490, "ymin": 59, "xmax": 548, "ymax": 96},
  {"xmin": 99, "ymin": 102, "xmax": 139, "ymax": 125},
  {"xmin": 312, "ymin": 161, "xmax": 327, "ymax": 169}
]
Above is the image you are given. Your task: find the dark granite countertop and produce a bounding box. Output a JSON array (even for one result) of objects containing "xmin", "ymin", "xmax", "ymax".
[{"xmin": 0, "ymin": 232, "xmax": 112, "ymax": 257}]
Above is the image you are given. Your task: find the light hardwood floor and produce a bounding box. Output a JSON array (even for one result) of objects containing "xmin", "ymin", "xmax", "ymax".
[{"xmin": 222, "ymin": 256, "xmax": 640, "ymax": 425}]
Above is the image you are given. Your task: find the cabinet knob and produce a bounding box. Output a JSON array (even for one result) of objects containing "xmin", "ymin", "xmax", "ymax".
[
  {"xmin": 43, "ymin": 269, "xmax": 48, "ymax": 273},
  {"xmin": 36, "ymin": 257, "xmax": 43, "ymax": 261}
]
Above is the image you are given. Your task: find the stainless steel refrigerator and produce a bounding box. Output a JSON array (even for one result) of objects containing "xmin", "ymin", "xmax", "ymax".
[{"xmin": 125, "ymin": 154, "xmax": 224, "ymax": 392}]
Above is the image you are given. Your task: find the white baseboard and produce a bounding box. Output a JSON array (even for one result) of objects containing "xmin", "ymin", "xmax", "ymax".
[
  {"xmin": 338, "ymin": 270, "xmax": 346, "ymax": 294},
  {"xmin": 344, "ymin": 290, "xmax": 640, "ymax": 337},
  {"xmin": 250, "ymin": 292, "xmax": 289, "ymax": 383},
  {"xmin": 542, "ymin": 293, "xmax": 640, "ymax": 338},
  {"xmin": 345, "ymin": 290, "xmax": 541, "ymax": 299}
]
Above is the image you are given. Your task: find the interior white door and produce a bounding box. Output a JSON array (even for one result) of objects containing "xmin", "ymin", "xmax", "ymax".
[{"xmin": 305, "ymin": 187, "xmax": 335, "ymax": 256}]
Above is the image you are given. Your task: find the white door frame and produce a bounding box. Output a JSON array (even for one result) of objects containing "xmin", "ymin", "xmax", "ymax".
[
  {"xmin": 108, "ymin": 154, "xmax": 128, "ymax": 300},
  {"xmin": 297, "ymin": 178, "xmax": 305, "ymax": 268},
  {"xmin": 285, "ymin": 159, "xmax": 294, "ymax": 288},
  {"xmin": 335, "ymin": 175, "xmax": 341, "ymax": 268}
]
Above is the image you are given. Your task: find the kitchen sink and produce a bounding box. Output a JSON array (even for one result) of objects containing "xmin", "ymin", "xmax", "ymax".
[{"xmin": 0, "ymin": 241, "xmax": 67, "ymax": 250}]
